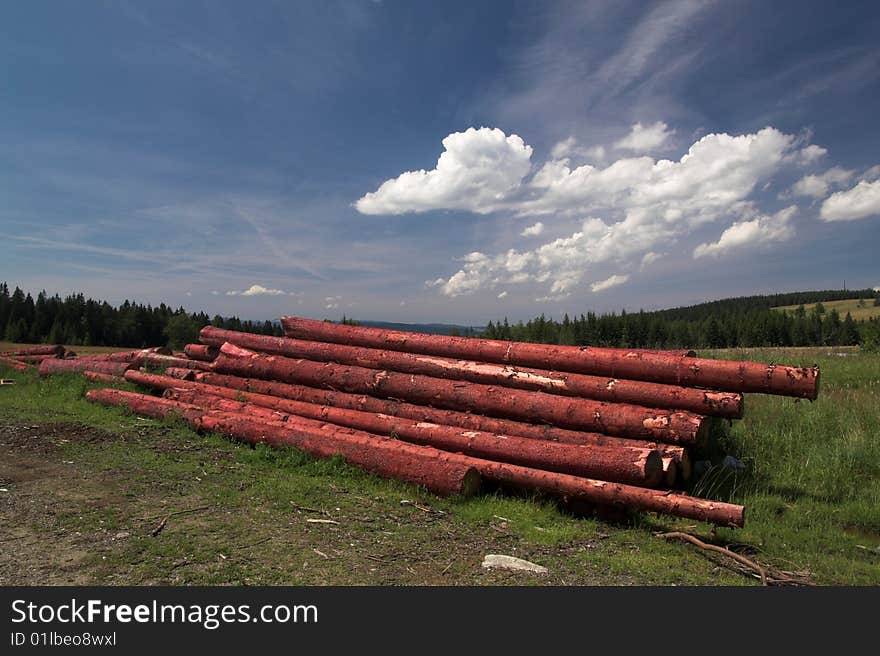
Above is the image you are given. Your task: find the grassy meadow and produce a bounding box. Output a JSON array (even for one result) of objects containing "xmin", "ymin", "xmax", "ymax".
[
  {"xmin": 772, "ymin": 297, "xmax": 880, "ymax": 321},
  {"xmin": 1, "ymin": 345, "xmax": 878, "ymax": 585}
]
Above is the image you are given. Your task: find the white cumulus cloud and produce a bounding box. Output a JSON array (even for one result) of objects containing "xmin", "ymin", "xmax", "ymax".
[
  {"xmin": 794, "ymin": 144, "xmax": 828, "ymax": 165},
  {"xmin": 355, "ymin": 127, "xmax": 533, "ymax": 215},
  {"xmin": 790, "ymin": 166, "xmax": 854, "ymax": 199},
  {"xmin": 590, "ymin": 274, "xmax": 630, "ymax": 292},
  {"xmin": 613, "ymin": 121, "xmax": 674, "ymax": 152},
  {"xmin": 860, "ymin": 164, "xmax": 880, "ymax": 182},
  {"xmin": 356, "ymin": 125, "xmax": 832, "ymax": 298},
  {"xmin": 820, "ymin": 180, "xmax": 880, "ymax": 221},
  {"xmin": 550, "ymin": 137, "xmax": 577, "ymax": 160},
  {"xmin": 550, "ymin": 137, "xmax": 605, "ymax": 162},
  {"xmin": 640, "ymin": 251, "xmax": 663, "ymax": 269},
  {"xmin": 226, "ymin": 284, "xmax": 288, "ymax": 296},
  {"xmin": 430, "ymin": 127, "xmax": 797, "ymax": 297},
  {"xmin": 693, "ymin": 206, "xmax": 797, "ymax": 259},
  {"xmin": 521, "ymin": 221, "xmax": 545, "ymax": 237}
]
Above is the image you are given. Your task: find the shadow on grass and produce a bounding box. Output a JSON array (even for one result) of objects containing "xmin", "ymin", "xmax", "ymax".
[{"xmin": 683, "ymin": 417, "xmax": 756, "ymax": 503}]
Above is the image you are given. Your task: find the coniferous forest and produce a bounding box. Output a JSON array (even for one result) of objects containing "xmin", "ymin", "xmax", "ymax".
[
  {"xmin": 479, "ymin": 288, "xmax": 880, "ymax": 350},
  {"xmin": 1, "ymin": 282, "xmax": 878, "ymax": 351},
  {"xmin": 0, "ymin": 282, "xmax": 281, "ymax": 350}
]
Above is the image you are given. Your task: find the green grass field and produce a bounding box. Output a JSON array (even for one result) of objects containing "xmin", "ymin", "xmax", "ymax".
[
  {"xmin": 1, "ymin": 346, "xmax": 878, "ymax": 585},
  {"xmin": 772, "ymin": 298, "xmax": 880, "ymax": 321}
]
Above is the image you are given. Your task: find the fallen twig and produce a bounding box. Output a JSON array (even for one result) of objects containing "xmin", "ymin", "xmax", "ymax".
[
  {"xmin": 290, "ymin": 501, "xmax": 331, "ymax": 517},
  {"xmin": 657, "ymin": 531, "xmax": 813, "ymax": 586},
  {"xmin": 143, "ymin": 505, "xmax": 210, "ymax": 522},
  {"xmin": 237, "ymin": 536, "xmax": 273, "ymax": 550},
  {"xmin": 150, "ymin": 516, "xmax": 169, "ymax": 537},
  {"xmin": 400, "ymin": 499, "xmax": 432, "ymax": 512},
  {"xmin": 147, "ymin": 505, "xmax": 210, "ymax": 537}
]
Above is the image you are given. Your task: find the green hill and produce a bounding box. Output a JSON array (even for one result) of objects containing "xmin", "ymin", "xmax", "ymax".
[{"xmin": 773, "ymin": 298, "xmax": 880, "ymax": 322}]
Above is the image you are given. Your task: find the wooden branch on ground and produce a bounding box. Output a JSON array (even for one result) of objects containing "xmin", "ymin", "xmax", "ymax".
[
  {"xmin": 657, "ymin": 531, "xmax": 814, "ymax": 586},
  {"xmin": 145, "ymin": 505, "xmax": 211, "ymax": 537}
]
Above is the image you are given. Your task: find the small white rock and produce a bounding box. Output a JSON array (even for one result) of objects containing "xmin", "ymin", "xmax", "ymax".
[{"xmin": 482, "ymin": 554, "xmax": 548, "ymax": 574}]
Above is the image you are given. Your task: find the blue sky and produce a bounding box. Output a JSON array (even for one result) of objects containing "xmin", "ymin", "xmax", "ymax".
[{"xmin": 2, "ymin": 0, "xmax": 879, "ymax": 323}]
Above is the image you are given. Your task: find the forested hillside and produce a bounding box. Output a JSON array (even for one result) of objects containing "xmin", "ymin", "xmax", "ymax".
[
  {"xmin": 482, "ymin": 289, "xmax": 880, "ymax": 349},
  {"xmin": 0, "ymin": 282, "xmax": 280, "ymax": 349},
  {"xmin": 2, "ymin": 282, "xmax": 878, "ymax": 350}
]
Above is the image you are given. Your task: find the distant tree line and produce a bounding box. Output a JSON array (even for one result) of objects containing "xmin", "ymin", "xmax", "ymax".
[
  {"xmin": 3, "ymin": 282, "xmax": 878, "ymax": 352},
  {"xmin": 0, "ymin": 282, "xmax": 281, "ymax": 349},
  {"xmin": 482, "ymin": 289, "xmax": 880, "ymax": 350}
]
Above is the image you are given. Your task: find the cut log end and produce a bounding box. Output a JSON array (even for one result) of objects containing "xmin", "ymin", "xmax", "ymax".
[
  {"xmin": 677, "ymin": 449, "xmax": 692, "ymax": 482},
  {"xmin": 693, "ymin": 415, "xmax": 711, "ymax": 450},
  {"xmin": 643, "ymin": 450, "xmax": 664, "ymax": 488},
  {"xmin": 661, "ymin": 457, "xmax": 678, "ymax": 487},
  {"xmin": 459, "ymin": 467, "xmax": 482, "ymax": 497},
  {"xmin": 184, "ymin": 344, "xmax": 219, "ymax": 362}
]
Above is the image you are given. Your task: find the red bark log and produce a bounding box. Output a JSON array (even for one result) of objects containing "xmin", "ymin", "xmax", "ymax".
[
  {"xmin": 10, "ymin": 354, "xmax": 61, "ymax": 363},
  {"xmin": 0, "ymin": 344, "xmax": 65, "ymax": 357},
  {"xmin": 611, "ymin": 347, "xmax": 696, "ymax": 358},
  {"xmin": 83, "ymin": 371, "xmax": 125, "ymax": 384},
  {"xmin": 0, "ymin": 355, "xmax": 33, "ymax": 371},
  {"xmin": 164, "ymin": 367, "xmax": 197, "ymax": 380},
  {"xmin": 73, "ymin": 347, "xmax": 172, "ymax": 364},
  {"xmin": 141, "ymin": 354, "xmax": 213, "ymax": 371},
  {"xmin": 472, "ymin": 458, "xmax": 742, "ymax": 527},
  {"xmin": 87, "ymin": 388, "xmax": 740, "ymax": 525},
  {"xmin": 165, "ymin": 387, "xmax": 664, "ymax": 486},
  {"xmin": 163, "ymin": 389, "xmax": 288, "ymax": 422},
  {"xmin": 86, "ymin": 388, "xmax": 479, "ymax": 496},
  {"xmin": 281, "ymin": 315, "xmax": 819, "ymax": 399},
  {"xmin": 127, "ymin": 370, "xmax": 690, "ymax": 469},
  {"xmin": 39, "ymin": 359, "xmax": 134, "ymax": 377},
  {"xmin": 184, "ymin": 344, "xmax": 219, "ymax": 362},
  {"xmin": 212, "ymin": 343, "xmax": 708, "ymax": 446},
  {"xmin": 199, "ymin": 327, "xmax": 742, "ymax": 418}
]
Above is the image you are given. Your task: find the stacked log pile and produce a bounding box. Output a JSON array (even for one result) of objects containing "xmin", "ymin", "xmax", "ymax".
[
  {"xmin": 1, "ymin": 344, "xmax": 66, "ymax": 372},
  {"xmin": 16, "ymin": 316, "xmax": 822, "ymax": 529}
]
